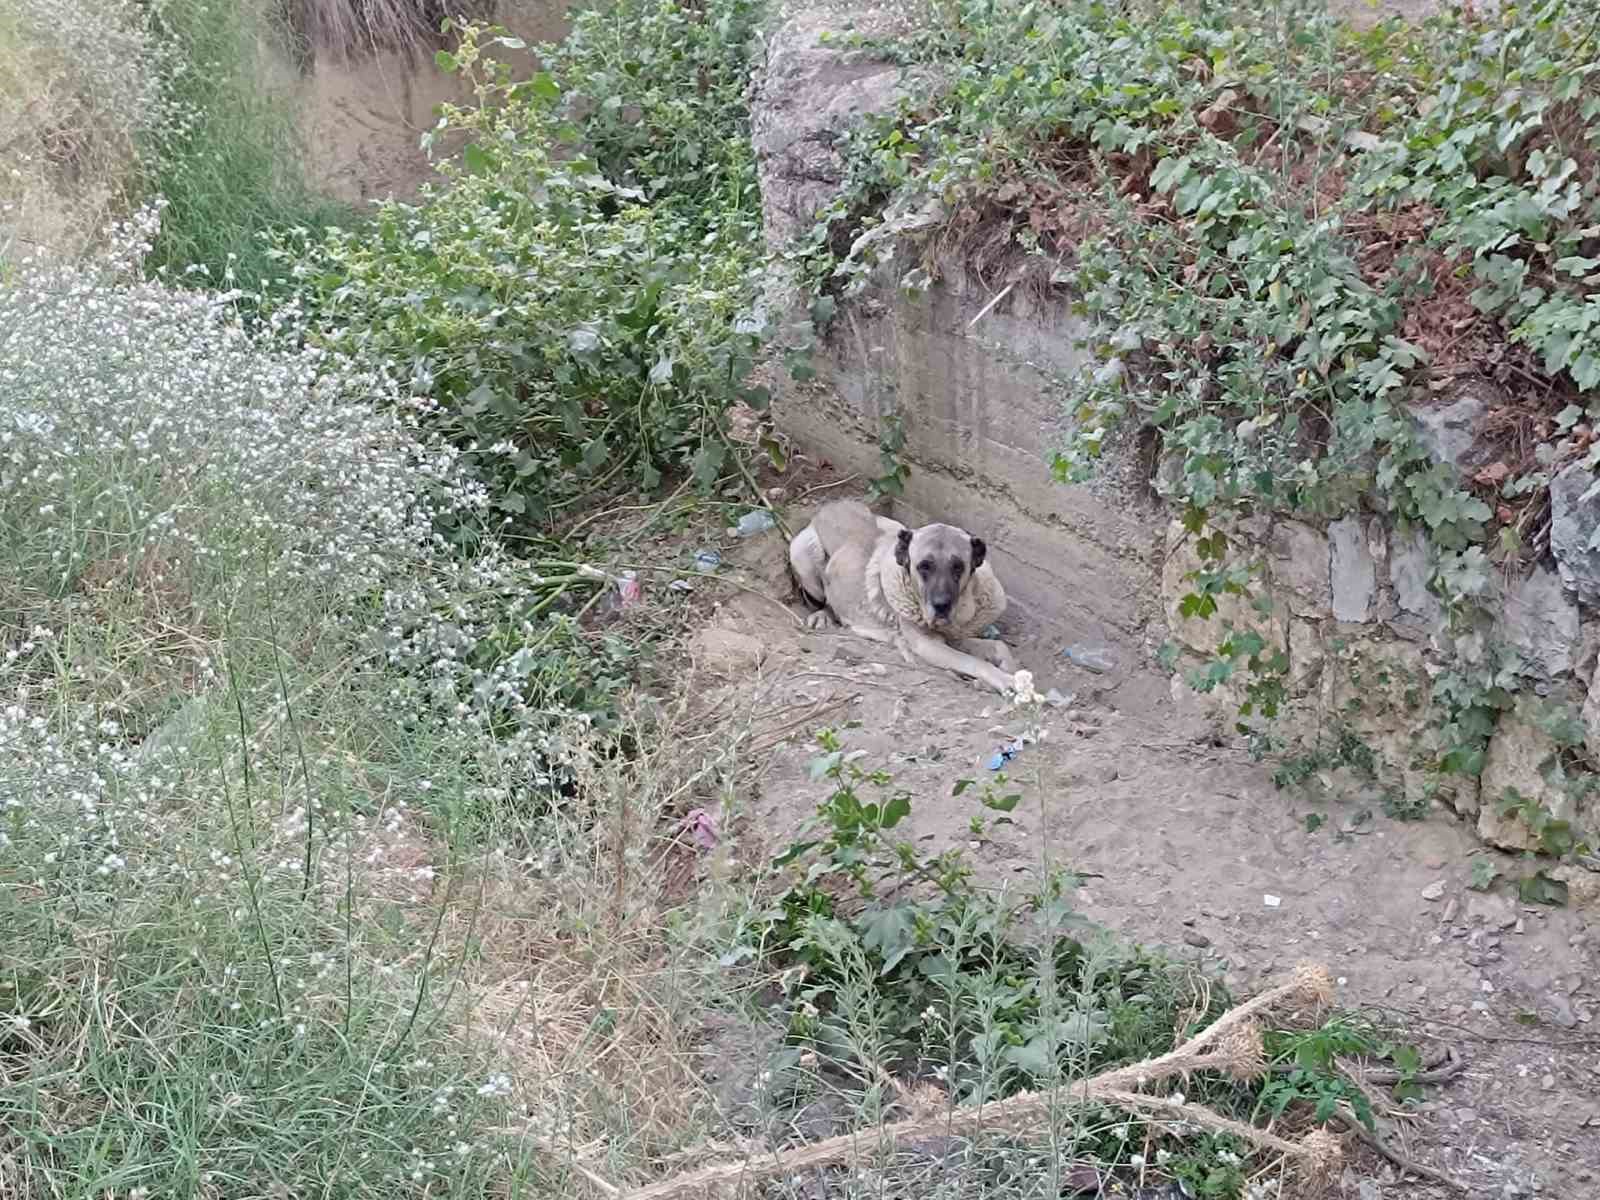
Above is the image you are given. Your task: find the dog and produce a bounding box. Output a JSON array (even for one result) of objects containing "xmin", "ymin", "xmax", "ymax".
[{"xmin": 788, "ymin": 499, "xmax": 1020, "ymax": 693}]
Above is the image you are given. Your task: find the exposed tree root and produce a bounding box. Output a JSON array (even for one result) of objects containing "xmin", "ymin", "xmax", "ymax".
[{"xmin": 616, "ymin": 962, "xmax": 1345, "ymax": 1199}]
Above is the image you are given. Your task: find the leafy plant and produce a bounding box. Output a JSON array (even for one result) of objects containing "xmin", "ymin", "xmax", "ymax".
[
  {"xmin": 273, "ymin": 5, "xmax": 769, "ymax": 528},
  {"xmin": 1256, "ymin": 1016, "xmax": 1423, "ymax": 1131},
  {"xmin": 756, "ymin": 734, "xmax": 1228, "ymax": 1103}
]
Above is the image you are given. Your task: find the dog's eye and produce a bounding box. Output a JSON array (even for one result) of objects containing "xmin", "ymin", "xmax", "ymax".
[
  {"xmin": 952, "ymin": 561, "xmax": 965, "ymax": 577},
  {"xmin": 917, "ymin": 560, "xmax": 933, "ymax": 575}
]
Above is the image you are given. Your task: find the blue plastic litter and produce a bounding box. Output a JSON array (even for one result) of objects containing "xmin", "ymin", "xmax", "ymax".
[
  {"xmin": 693, "ymin": 549, "xmax": 722, "ymax": 573},
  {"xmin": 735, "ymin": 510, "xmax": 777, "ymax": 536},
  {"xmin": 986, "ymin": 738, "xmax": 1024, "ymax": 771}
]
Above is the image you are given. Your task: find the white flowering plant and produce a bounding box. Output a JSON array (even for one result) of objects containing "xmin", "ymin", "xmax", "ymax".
[{"xmin": 0, "ymin": 205, "xmax": 651, "ymax": 1192}]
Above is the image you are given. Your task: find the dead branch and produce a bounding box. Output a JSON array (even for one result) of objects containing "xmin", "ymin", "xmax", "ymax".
[{"xmin": 618, "ymin": 963, "xmax": 1344, "ymax": 1200}]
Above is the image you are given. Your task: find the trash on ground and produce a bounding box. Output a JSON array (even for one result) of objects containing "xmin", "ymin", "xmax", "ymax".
[
  {"xmin": 683, "ymin": 808, "xmax": 718, "ymax": 851},
  {"xmin": 980, "ymin": 623, "xmax": 1001, "ymax": 639},
  {"xmin": 1262, "ymin": 894, "xmax": 1282, "ymax": 908},
  {"xmin": 616, "ymin": 570, "xmax": 642, "ymax": 608},
  {"xmin": 693, "ymin": 548, "xmax": 722, "ymax": 573},
  {"xmin": 734, "ymin": 509, "xmax": 777, "ymax": 537},
  {"xmin": 669, "ymin": 579, "xmax": 694, "ymax": 592},
  {"xmin": 1062, "ymin": 643, "xmax": 1117, "ymax": 673},
  {"xmin": 986, "ymin": 737, "xmax": 1025, "ymax": 771},
  {"xmin": 1044, "ymin": 688, "xmax": 1075, "ymax": 708}
]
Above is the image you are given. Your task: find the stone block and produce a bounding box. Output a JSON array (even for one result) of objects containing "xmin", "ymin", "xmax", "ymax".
[
  {"xmin": 1550, "ymin": 461, "xmax": 1600, "ymax": 605},
  {"xmin": 1329, "ymin": 516, "xmax": 1376, "ymax": 623},
  {"xmin": 1499, "ymin": 564, "xmax": 1578, "ymax": 679},
  {"xmin": 1267, "ymin": 520, "xmax": 1331, "ymax": 618}
]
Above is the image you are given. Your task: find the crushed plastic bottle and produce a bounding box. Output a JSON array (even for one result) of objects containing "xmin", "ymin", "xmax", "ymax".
[
  {"xmin": 693, "ymin": 549, "xmax": 722, "ymax": 573},
  {"xmin": 616, "ymin": 570, "xmax": 642, "ymax": 608},
  {"xmin": 1062, "ymin": 644, "xmax": 1116, "ymax": 674},
  {"xmin": 985, "ymin": 737, "xmax": 1024, "ymax": 771},
  {"xmin": 734, "ymin": 509, "xmax": 777, "ymax": 537}
]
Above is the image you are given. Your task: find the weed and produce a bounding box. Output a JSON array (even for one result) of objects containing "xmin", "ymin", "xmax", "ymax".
[
  {"xmin": 0, "ymin": 0, "xmax": 157, "ymax": 258},
  {"xmin": 141, "ymin": 0, "xmax": 354, "ymax": 294},
  {"xmin": 276, "ymin": 4, "xmax": 769, "ymax": 526},
  {"xmin": 737, "ymin": 734, "xmax": 1315, "ymax": 1191}
]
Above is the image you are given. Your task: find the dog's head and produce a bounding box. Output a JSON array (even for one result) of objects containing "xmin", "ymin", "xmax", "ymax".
[{"xmin": 895, "ymin": 522, "xmax": 987, "ymax": 628}]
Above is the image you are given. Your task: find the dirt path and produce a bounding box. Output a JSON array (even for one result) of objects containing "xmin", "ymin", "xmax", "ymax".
[{"xmin": 682, "ymin": 501, "xmax": 1600, "ymax": 1199}]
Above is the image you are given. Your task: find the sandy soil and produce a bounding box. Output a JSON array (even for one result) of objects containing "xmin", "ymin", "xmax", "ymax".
[{"xmin": 671, "ymin": 480, "xmax": 1600, "ymax": 1200}]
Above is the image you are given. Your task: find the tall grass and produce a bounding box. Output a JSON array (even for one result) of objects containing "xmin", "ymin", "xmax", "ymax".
[
  {"xmin": 141, "ymin": 0, "xmax": 353, "ymax": 292},
  {"xmin": 0, "ymin": 207, "xmax": 629, "ymax": 1197}
]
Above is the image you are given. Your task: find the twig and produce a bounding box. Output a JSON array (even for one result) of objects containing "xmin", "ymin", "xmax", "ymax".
[
  {"xmin": 965, "ymin": 281, "xmax": 1016, "ymax": 331},
  {"xmin": 793, "ymin": 473, "xmax": 861, "ymax": 503},
  {"xmin": 1330, "ymin": 1111, "xmax": 1471, "ymax": 1193}
]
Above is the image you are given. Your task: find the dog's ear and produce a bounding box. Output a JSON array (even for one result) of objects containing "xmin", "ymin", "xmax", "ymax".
[
  {"xmin": 895, "ymin": 528, "xmax": 913, "ymax": 567},
  {"xmin": 970, "ymin": 535, "xmax": 987, "ymax": 571}
]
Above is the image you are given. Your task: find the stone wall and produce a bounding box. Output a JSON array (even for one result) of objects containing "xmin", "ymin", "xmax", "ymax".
[
  {"xmin": 752, "ymin": 0, "xmax": 1600, "ymax": 854},
  {"xmin": 1159, "ymin": 490, "xmax": 1599, "ymax": 850}
]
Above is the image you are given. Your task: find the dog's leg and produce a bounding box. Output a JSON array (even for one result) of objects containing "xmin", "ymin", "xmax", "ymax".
[
  {"xmin": 788, "ymin": 525, "xmax": 828, "ymax": 607},
  {"xmin": 954, "ymin": 637, "xmax": 1018, "ymax": 673},
  {"xmin": 899, "ymin": 625, "xmax": 1018, "ymax": 693},
  {"xmin": 847, "ymin": 622, "xmax": 897, "ymax": 646}
]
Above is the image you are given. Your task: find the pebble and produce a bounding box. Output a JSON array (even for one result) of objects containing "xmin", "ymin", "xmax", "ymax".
[
  {"xmin": 1542, "ymin": 1073, "xmax": 1556, "ymax": 1091},
  {"xmin": 1421, "ymin": 880, "xmax": 1447, "ymax": 901},
  {"xmin": 1182, "ymin": 930, "xmax": 1212, "ymax": 948},
  {"xmin": 1549, "ymin": 994, "xmax": 1579, "ymax": 1028},
  {"xmin": 1062, "ymin": 644, "xmax": 1117, "ymax": 674},
  {"xmin": 1263, "ymin": 894, "xmax": 1282, "ymax": 908}
]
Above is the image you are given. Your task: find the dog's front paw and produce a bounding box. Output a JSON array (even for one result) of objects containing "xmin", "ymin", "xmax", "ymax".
[
  {"xmin": 803, "ymin": 610, "xmax": 835, "ymax": 631},
  {"xmin": 990, "ymin": 644, "xmax": 1019, "ymax": 673}
]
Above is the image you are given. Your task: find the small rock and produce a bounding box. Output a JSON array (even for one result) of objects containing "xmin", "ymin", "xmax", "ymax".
[
  {"xmin": 1549, "ymin": 993, "xmax": 1579, "ymax": 1029},
  {"xmin": 1062, "ymin": 644, "xmax": 1117, "ymax": 674},
  {"xmin": 1542, "ymin": 1073, "xmax": 1557, "ymax": 1091},
  {"xmin": 1182, "ymin": 930, "xmax": 1212, "ymax": 949},
  {"xmin": 689, "ymin": 628, "xmax": 767, "ymax": 676},
  {"xmin": 1421, "ymin": 880, "xmax": 1447, "ymax": 901},
  {"xmin": 1414, "ymin": 389, "xmax": 1490, "ymax": 467},
  {"xmin": 1443, "ymin": 897, "xmax": 1461, "ymax": 922},
  {"xmin": 1263, "ymin": 894, "xmax": 1282, "ymax": 908}
]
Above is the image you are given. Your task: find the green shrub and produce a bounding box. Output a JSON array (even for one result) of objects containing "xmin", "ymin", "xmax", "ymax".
[{"xmin": 275, "ymin": 3, "xmax": 768, "ymax": 526}]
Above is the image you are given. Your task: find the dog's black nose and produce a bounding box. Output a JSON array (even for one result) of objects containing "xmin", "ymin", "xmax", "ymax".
[{"xmin": 933, "ymin": 601, "xmax": 953, "ymax": 618}]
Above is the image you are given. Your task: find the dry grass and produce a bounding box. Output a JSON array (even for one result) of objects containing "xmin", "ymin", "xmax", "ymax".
[
  {"xmin": 283, "ymin": 0, "xmax": 502, "ymax": 61},
  {"xmin": 0, "ymin": 0, "xmax": 152, "ymax": 259}
]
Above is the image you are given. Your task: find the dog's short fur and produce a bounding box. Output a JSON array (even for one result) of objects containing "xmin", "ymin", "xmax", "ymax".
[{"xmin": 789, "ymin": 499, "xmax": 1020, "ymax": 693}]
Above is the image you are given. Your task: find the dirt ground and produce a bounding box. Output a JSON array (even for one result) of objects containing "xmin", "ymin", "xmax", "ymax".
[{"xmin": 663, "ymin": 477, "xmax": 1600, "ymax": 1199}]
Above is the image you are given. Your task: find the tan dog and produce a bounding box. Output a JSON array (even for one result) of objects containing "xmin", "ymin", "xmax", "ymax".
[{"xmin": 788, "ymin": 499, "xmax": 1020, "ymax": 693}]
